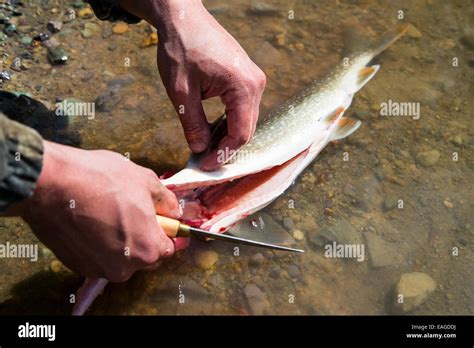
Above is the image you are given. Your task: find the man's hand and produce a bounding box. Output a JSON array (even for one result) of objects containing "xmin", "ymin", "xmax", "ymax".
[
  {"xmin": 118, "ymin": 0, "xmax": 266, "ymax": 171},
  {"xmin": 9, "ymin": 141, "xmax": 181, "ymax": 282}
]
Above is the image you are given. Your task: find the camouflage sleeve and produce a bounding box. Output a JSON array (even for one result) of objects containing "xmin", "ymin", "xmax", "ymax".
[
  {"xmin": 85, "ymin": 0, "xmax": 141, "ymax": 24},
  {"xmin": 0, "ymin": 113, "xmax": 44, "ymax": 211}
]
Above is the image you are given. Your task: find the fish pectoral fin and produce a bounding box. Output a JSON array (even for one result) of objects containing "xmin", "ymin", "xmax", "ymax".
[
  {"xmin": 356, "ymin": 65, "xmax": 380, "ymax": 90},
  {"xmin": 329, "ymin": 117, "xmax": 361, "ymax": 141}
]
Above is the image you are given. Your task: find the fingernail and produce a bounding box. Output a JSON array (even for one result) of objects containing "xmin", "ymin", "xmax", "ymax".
[
  {"xmin": 190, "ymin": 141, "xmax": 207, "ymax": 153},
  {"xmin": 178, "ymin": 204, "xmax": 183, "ymax": 216}
]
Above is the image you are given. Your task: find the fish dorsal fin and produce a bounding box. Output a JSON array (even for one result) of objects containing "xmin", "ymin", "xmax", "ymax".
[{"xmin": 329, "ymin": 117, "xmax": 361, "ymax": 141}]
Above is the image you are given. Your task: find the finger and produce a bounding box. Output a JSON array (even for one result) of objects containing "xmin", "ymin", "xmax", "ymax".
[
  {"xmin": 200, "ymin": 88, "xmax": 259, "ymax": 171},
  {"xmin": 154, "ymin": 222, "xmax": 176, "ymax": 261},
  {"xmin": 151, "ymin": 181, "xmax": 182, "ymax": 219},
  {"xmin": 168, "ymin": 83, "xmax": 211, "ymax": 153}
]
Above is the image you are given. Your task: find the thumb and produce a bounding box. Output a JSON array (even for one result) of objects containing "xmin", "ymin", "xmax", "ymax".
[{"xmin": 170, "ymin": 87, "xmax": 211, "ymax": 153}]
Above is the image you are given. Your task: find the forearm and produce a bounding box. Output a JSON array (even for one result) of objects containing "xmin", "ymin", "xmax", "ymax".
[{"xmin": 116, "ymin": 0, "xmax": 207, "ymax": 36}]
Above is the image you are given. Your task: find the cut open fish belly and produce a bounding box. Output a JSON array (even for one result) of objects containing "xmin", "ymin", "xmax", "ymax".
[{"xmin": 71, "ymin": 26, "xmax": 408, "ymax": 316}]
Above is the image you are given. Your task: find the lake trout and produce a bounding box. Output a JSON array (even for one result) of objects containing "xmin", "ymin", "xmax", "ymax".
[{"xmin": 71, "ymin": 25, "xmax": 408, "ymax": 315}]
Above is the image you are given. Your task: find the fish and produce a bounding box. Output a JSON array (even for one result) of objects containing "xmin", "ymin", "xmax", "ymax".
[{"xmin": 71, "ymin": 25, "xmax": 408, "ymax": 315}]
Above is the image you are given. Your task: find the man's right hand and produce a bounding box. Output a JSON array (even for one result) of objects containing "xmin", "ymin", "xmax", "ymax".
[{"xmin": 8, "ymin": 140, "xmax": 182, "ymax": 282}]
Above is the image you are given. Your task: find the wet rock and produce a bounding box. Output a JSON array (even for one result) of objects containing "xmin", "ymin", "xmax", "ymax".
[
  {"xmin": 182, "ymin": 279, "xmax": 208, "ymax": 299},
  {"xmin": 262, "ymin": 250, "xmax": 274, "ymax": 259},
  {"xmin": 452, "ymin": 135, "xmax": 463, "ymax": 146},
  {"xmin": 247, "ymin": 2, "xmax": 280, "ymax": 16},
  {"xmin": 3, "ymin": 24, "xmax": 16, "ymax": 36},
  {"xmin": 287, "ymin": 265, "xmax": 301, "ymax": 278},
  {"xmin": 244, "ymin": 284, "xmax": 269, "ymax": 315},
  {"xmin": 282, "ymin": 217, "xmax": 294, "ymax": 231},
  {"xmin": 332, "ymin": 220, "xmax": 362, "ymax": 245},
  {"xmin": 193, "ymin": 249, "xmax": 218, "ymax": 271},
  {"xmin": 383, "ymin": 195, "xmax": 398, "ymax": 211},
  {"xmin": 249, "ymin": 252, "xmax": 265, "ymax": 266},
  {"xmin": 269, "ymin": 267, "xmax": 279, "ymax": 278},
  {"xmin": 94, "ymin": 85, "xmax": 121, "ymax": 112},
  {"xmin": 47, "ymin": 47, "xmax": 68, "ymax": 65},
  {"xmin": 112, "ymin": 22, "xmax": 129, "ymax": 34},
  {"xmin": 293, "ymin": 229, "xmax": 304, "ymax": 241},
  {"xmin": 206, "ymin": 274, "xmax": 222, "ymax": 288},
  {"xmin": 443, "ymin": 200, "xmax": 453, "ymax": 209},
  {"xmin": 47, "ymin": 21, "xmax": 62, "ymax": 33},
  {"xmin": 416, "ymin": 150, "xmax": 440, "ymax": 167},
  {"xmin": 294, "ymin": 42, "xmax": 305, "ymax": 51},
  {"xmin": 50, "ymin": 260, "xmax": 62, "ymax": 273},
  {"xmin": 364, "ymin": 232, "xmax": 399, "ymax": 267},
  {"xmin": 0, "ymin": 71, "xmax": 12, "ymax": 81},
  {"xmin": 82, "ymin": 22, "xmax": 99, "ymax": 38},
  {"xmin": 395, "ymin": 272, "xmax": 436, "ymax": 312},
  {"xmin": 101, "ymin": 26, "xmax": 113, "ymax": 39},
  {"xmin": 77, "ymin": 7, "xmax": 94, "ymax": 18},
  {"xmin": 275, "ymin": 32, "xmax": 286, "ymax": 46}
]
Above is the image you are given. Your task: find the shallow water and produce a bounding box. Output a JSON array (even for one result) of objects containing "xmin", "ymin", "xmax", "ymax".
[{"xmin": 0, "ymin": 0, "xmax": 472, "ymax": 315}]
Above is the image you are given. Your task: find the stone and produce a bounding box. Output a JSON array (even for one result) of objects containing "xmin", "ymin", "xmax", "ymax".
[
  {"xmin": 443, "ymin": 200, "xmax": 453, "ymax": 209},
  {"xmin": 141, "ymin": 32, "xmax": 158, "ymax": 47},
  {"xmin": 460, "ymin": 34, "xmax": 474, "ymax": 51},
  {"xmin": 247, "ymin": 2, "xmax": 280, "ymax": 16},
  {"xmin": 193, "ymin": 249, "xmax": 218, "ymax": 271},
  {"xmin": 244, "ymin": 284, "xmax": 269, "ymax": 315},
  {"xmin": 396, "ymin": 272, "xmax": 436, "ymax": 312},
  {"xmin": 3, "ymin": 24, "xmax": 16, "ymax": 36},
  {"xmin": 332, "ymin": 220, "xmax": 362, "ymax": 245},
  {"xmin": 20, "ymin": 36, "xmax": 32, "ymax": 46},
  {"xmin": 282, "ymin": 217, "xmax": 294, "ymax": 231},
  {"xmin": 95, "ymin": 85, "xmax": 121, "ymax": 112},
  {"xmin": 47, "ymin": 47, "xmax": 68, "ymax": 65},
  {"xmin": 82, "ymin": 22, "xmax": 99, "ymax": 38},
  {"xmin": 364, "ymin": 232, "xmax": 399, "ymax": 268},
  {"xmin": 287, "ymin": 265, "xmax": 301, "ymax": 278},
  {"xmin": 383, "ymin": 195, "xmax": 398, "ymax": 211},
  {"xmin": 253, "ymin": 41, "xmax": 283, "ymax": 68},
  {"xmin": 112, "ymin": 23, "xmax": 129, "ymax": 34},
  {"xmin": 249, "ymin": 253, "xmax": 265, "ymax": 266},
  {"xmin": 293, "ymin": 229, "xmax": 304, "ymax": 241},
  {"xmin": 294, "ymin": 42, "xmax": 305, "ymax": 51},
  {"xmin": 47, "ymin": 21, "xmax": 62, "ymax": 33},
  {"xmin": 275, "ymin": 32, "xmax": 285, "ymax": 46},
  {"xmin": 416, "ymin": 150, "xmax": 440, "ymax": 167},
  {"xmin": 452, "ymin": 135, "xmax": 463, "ymax": 146},
  {"xmin": 181, "ymin": 279, "xmax": 208, "ymax": 299},
  {"xmin": 50, "ymin": 260, "xmax": 62, "ymax": 273},
  {"xmin": 77, "ymin": 7, "xmax": 94, "ymax": 18}
]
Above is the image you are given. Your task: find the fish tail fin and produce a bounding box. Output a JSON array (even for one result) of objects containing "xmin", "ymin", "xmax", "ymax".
[{"xmin": 370, "ymin": 24, "xmax": 409, "ymax": 57}]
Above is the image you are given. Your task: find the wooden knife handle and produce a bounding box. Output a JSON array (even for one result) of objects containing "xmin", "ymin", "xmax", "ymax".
[{"xmin": 155, "ymin": 215, "xmax": 181, "ymax": 238}]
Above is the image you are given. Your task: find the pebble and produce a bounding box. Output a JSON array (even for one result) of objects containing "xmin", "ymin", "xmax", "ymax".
[
  {"xmin": 82, "ymin": 22, "xmax": 99, "ymax": 38},
  {"xmin": 47, "ymin": 47, "xmax": 68, "ymax": 65},
  {"xmin": 77, "ymin": 7, "xmax": 94, "ymax": 18},
  {"xmin": 0, "ymin": 71, "xmax": 12, "ymax": 81},
  {"xmin": 443, "ymin": 200, "xmax": 453, "ymax": 209},
  {"xmin": 50, "ymin": 260, "xmax": 62, "ymax": 273},
  {"xmin": 112, "ymin": 23, "xmax": 129, "ymax": 34},
  {"xmin": 396, "ymin": 272, "xmax": 437, "ymax": 312},
  {"xmin": 193, "ymin": 249, "xmax": 219, "ymax": 271},
  {"xmin": 141, "ymin": 32, "xmax": 158, "ymax": 47},
  {"xmin": 3, "ymin": 24, "xmax": 16, "ymax": 36},
  {"xmin": 287, "ymin": 264, "xmax": 301, "ymax": 278},
  {"xmin": 244, "ymin": 284, "xmax": 269, "ymax": 315},
  {"xmin": 47, "ymin": 21, "xmax": 62, "ymax": 33},
  {"xmin": 293, "ymin": 229, "xmax": 304, "ymax": 241},
  {"xmin": 383, "ymin": 195, "xmax": 398, "ymax": 211},
  {"xmin": 249, "ymin": 252, "xmax": 265, "ymax": 266},
  {"xmin": 364, "ymin": 232, "xmax": 399, "ymax": 267},
  {"xmin": 282, "ymin": 216, "xmax": 294, "ymax": 231},
  {"xmin": 253, "ymin": 41, "xmax": 283, "ymax": 68},
  {"xmin": 181, "ymin": 279, "xmax": 208, "ymax": 299},
  {"xmin": 294, "ymin": 42, "xmax": 305, "ymax": 51},
  {"xmin": 275, "ymin": 32, "xmax": 285, "ymax": 46},
  {"xmin": 247, "ymin": 2, "xmax": 280, "ymax": 16},
  {"xmin": 95, "ymin": 85, "xmax": 121, "ymax": 112},
  {"xmin": 452, "ymin": 135, "xmax": 463, "ymax": 146},
  {"xmin": 460, "ymin": 33, "xmax": 474, "ymax": 51},
  {"xmin": 416, "ymin": 150, "xmax": 440, "ymax": 167}
]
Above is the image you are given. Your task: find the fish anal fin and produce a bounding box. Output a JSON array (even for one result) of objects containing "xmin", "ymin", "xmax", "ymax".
[
  {"xmin": 356, "ymin": 64, "xmax": 380, "ymax": 90},
  {"xmin": 330, "ymin": 117, "xmax": 361, "ymax": 141}
]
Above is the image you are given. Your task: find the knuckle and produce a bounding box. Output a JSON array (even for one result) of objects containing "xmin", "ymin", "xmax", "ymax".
[{"xmin": 233, "ymin": 132, "xmax": 251, "ymax": 147}]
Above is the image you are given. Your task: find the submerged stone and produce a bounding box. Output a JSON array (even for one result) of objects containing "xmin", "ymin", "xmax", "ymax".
[{"xmin": 47, "ymin": 47, "xmax": 68, "ymax": 65}]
